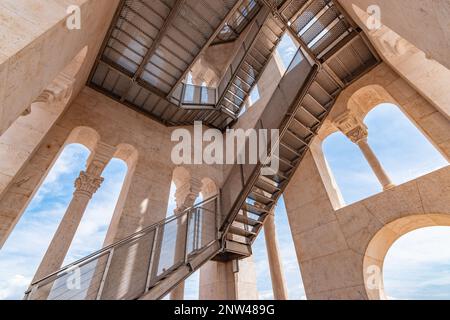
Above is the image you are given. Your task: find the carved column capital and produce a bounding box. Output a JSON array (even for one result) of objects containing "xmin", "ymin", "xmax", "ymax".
[
  {"xmin": 74, "ymin": 171, "xmax": 104, "ymax": 197},
  {"xmin": 334, "ymin": 111, "xmax": 368, "ymax": 144},
  {"xmin": 334, "ymin": 112, "xmax": 395, "ymax": 190},
  {"xmin": 174, "ymin": 177, "xmax": 202, "ymax": 215},
  {"xmin": 34, "ymin": 73, "xmax": 74, "ymax": 105}
]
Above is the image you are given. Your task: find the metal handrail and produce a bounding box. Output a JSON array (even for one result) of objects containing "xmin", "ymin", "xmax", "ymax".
[
  {"xmin": 219, "ymin": 46, "xmax": 319, "ymax": 236},
  {"xmin": 26, "ymin": 195, "xmax": 218, "ymax": 291}
]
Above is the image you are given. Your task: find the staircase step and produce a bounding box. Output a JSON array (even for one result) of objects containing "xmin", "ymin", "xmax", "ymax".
[
  {"xmin": 229, "ymin": 226, "xmax": 257, "ymax": 238},
  {"xmin": 275, "ymin": 155, "xmax": 296, "ymax": 168},
  {"xmin": 255, "ymin": 177, "xmax": 281, "ymax": 194},
  {"xmin": 242, "ymin": 203, "xmax": 269, "ymax": 216},
  {"xmin": 224, "ymin": 240, "xmax": 252, "ymax": 257},
  {"xmin": 280, "ymin": 141, "xmax": 302, "ymax": 157},
  {"xmin": 248, "ymin": 191, "xmax": 275, "ymax": 205},
  {"xmin": 235, "ymin": 214, "xmax": 262, "ymax": 227},
  {"xmin": 262, "ymin": 168, "xmax": 289, "ymax": 184}
]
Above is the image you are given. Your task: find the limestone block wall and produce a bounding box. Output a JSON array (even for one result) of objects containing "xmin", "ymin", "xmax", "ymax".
[
  {"xmin": 284, "ymin": 150, "xmax": 450, "ymax": 299},
  {"xmin": 319, "ymin": 63, "xmax": 450, "ymax": 161},
  {"xmin": 0, "ymin": 0, "xmax": 120, "ymax": 135},
  {"xmin": 337, "ymin": 0, "xmax": 450, "ymax": 71},
  {"xmin": 0, "ymin": 87, "xmax": 226, "ymax": 248},
  {"xmin": 337, "ymin": 0, "xmax": 450, "ymax": 118},
  {"xmin": 0, "ymin": 84, "xmax": 261, "ymax": 299},
  {"xmin": 283, "ymin": 62, "xmax": 450, "ymax": 300}
]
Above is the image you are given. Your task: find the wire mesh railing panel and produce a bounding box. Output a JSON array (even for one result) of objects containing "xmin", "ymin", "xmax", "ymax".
[
  {"xmin": 182, "ymin": 84, "xmax": 217, "ymax": 106},
  {"xmin": 153, "ymin": 215, "xmax": 186, "ymax": 279},
  {"xmin": 98, "ymin": 231, "xmax": 156, "ymax": 300},
  {"xmin": 25, "ymin": 251, "xmax": 110, "ymax": 301},
  {"xmin": 26, "ymin": 197, "xmax": 219, "ymax": 300}
]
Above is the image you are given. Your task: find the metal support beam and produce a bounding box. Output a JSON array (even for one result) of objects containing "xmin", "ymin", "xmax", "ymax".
[
  {"xmin": 133, "ymin": 0, "xmax": 186, "ymax": 81},
  {"xmin": 167, "ymin": 0, "xmax": 247, "ymax": 98},
  {"xmin": 260, "ymin": 0, "xmax": 321, "ymax": 66}
]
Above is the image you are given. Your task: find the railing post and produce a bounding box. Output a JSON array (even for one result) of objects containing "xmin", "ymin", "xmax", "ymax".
[
  {"xmin": 180, "ymin": 83, "xmax": 186, "ymax": 107},
  {"xmin": 145, "ymin": 227, "xmax": 160, "ymax": 291},
  {"xmin": 196, "ymin": 208, "xmax": 201, "ymax": 250},
  {"xmin": 216, "ymin": 194, "xmax": 221, "ymax": 240},
  {"xmin": 96, "ymin": 248, "xmax": 115, "ymax": 300},
  {"xmin": 184, "ymin": 210, "xmax": 192, "ymax": 264}
]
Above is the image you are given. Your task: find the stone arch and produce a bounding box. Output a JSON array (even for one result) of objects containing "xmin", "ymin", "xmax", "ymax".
[
  {"xmin": 320, "ymin": 84, "xmax": 416, "ymax": 141},
  {"xmin": 344, "ymin": 84, "xmax": 448, "ymax": 161},
  {"xmin": 0, "ymin": 126, "xmax": 101, "ymax": 248},
  {"xmin": 19, "ymin": 125, "xmax": 101, "ymax": 212},
  {"xmin": 316, "ymin": 83, "xmax": 449, "ymax": 209},
  {"xmin": 102, "ymin": 143, "xmax": 139, "ymax": 246},
  {"xmin": 0, "ymin": 47, "xmax": 90, "ymax": 197},
  {"xmin": 201, "ymin": 177, "xmax": 219, "ymax": 200},
  {"xmin": 172, "ymin": 167, "xmax": 192, "ymax": 190},
  {"xmin": 363, "ymin": 213, "xmax": 450, "ymax": 300},
  {"xmin": 65, "ymin": 126, "xmax": 101, "ymax": 152},
  {"xmin": 348, "ymin": 3, "xmax": 450, "ymax": 118}
]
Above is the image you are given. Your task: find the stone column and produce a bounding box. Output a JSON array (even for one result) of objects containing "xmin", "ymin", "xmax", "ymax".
[
  {"xmin": 335, "ymin": 112, "xmax": 395, "ymax": 190},
  {"xmin": 199, "ymin": 182, "xmax": 259, "ymax": 300},
  {"xmin": 170, "ymin": 177, "xmax": 202, "ymax": 300},
  {"xmin": 33, "ymin": 142, "xmax": 116, "ymax": 283},
  {"xmin": 199, "ymin": 256, "xmax": 259, "ymax": 300},
  {"xmin": 264, "ymin": 208, "xmax": 288, "ymax": 300}
]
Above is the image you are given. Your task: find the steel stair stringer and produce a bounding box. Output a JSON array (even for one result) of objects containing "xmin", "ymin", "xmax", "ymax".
[{"xmin": 139, "ymin": 240, "xmax": 221, "ymax": 300}]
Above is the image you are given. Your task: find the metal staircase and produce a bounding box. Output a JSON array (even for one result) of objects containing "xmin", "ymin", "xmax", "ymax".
[
  {"xmin": 25, "ymin": 197, "xmax": 222, "ymax": 300},
  {"xmin": 26, "ymin": 0, "xmax": 380, "ymax": 300},
  {"xmin": 215, "ymin": 6, "xmax": 285, "ymax": 119},
  {"xmin": 89, "ymin": 0, "xmax": 268, "ymax": 130},
  {"xmin": 216, "ymin": 0, "xmax": 380, "ymax": 253}
]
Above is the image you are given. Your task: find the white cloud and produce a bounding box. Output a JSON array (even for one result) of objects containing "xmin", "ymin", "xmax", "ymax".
[
  {"xmin": 0, "ymin": 145, "xmax": 128, "ymax": 300},
  {"xmin": 384, "ymin": 227, "xmax": 450, "ymax": 300},
  {"xmin": 0, "ymin": 275, "xmax": 31, "ymax": 300}
]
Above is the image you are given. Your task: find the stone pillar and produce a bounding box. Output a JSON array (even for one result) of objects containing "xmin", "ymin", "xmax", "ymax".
[
  {"xmin": 32, "ymin": 142, "xmax": 116, "ymax": 283},
  {"xmin": 199, "ymin": 182, "xmax": 259, "ymax": 300},
  {"xmin": 335, "ymin": 112, "xmax": 395, "ymax": 190},
  {"xmin": 170, "ymin": 177, "xmax": 202, "ymax": 300},
  {"xmin": 199, "ymin": 256, "xmax": 259, "ymax": 300},
  {"xmin": 264, "ymin": 208, "xmax": 288, "ymax": 300}
]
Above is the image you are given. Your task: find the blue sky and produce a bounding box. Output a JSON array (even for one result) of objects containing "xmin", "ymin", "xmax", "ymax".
[
  {"xmin": 0, "ymin": 144, "xmax": 127, "ymax": 299},
  {"xmin": 0, "ymin": 104, "xmax": 448, "ymax": 300},
  {"xmin": 323, "ymin": 104, "xmax": 448, "ymax": 205},
  {"xmin": 0, "ymin": 33, "xmax": 449, "ymax": 300}
]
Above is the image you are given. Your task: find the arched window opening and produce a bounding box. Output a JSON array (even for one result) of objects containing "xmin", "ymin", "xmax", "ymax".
[
  {"xmin": 164, "ymin": 168, "xmax": 203, "ymax": 300},
  {"xmin": 364, "ymin": 104, "xmax": 448, "ymax": 185},
  {"xmin": 166, "ymin": 182, "xmax": 177, "ymax": 218},
  {"xmin": 323, "ymin": 132, "xmax": 381, "ymax": 205},
  {"xmin": 383, "ymin": 227, "xmax": 450, "ymax": 300},
  {"xmin": 323, "ymin": 103, "xmax": 448, "ymax": 205},
  {"xmin": 0, "ymin": 143, "xmax": 90, "ymax": 300},
  {"xmin": 63, "ymin": 157, "xmax": 128, "ymax": 264},
  {"xmin": 0, "ymin": 46, "xmax": 88, "ymax": 196},
  {"xmin": 253, "ymin": 196, "xmax": 307, "ymax": 300}
]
